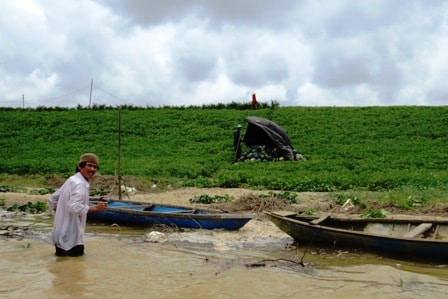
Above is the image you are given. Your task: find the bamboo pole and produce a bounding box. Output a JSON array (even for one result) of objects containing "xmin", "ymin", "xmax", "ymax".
[
  {"xmin": 89, "ymin": 79, "xmax": 93, "ymax": 108},
  {"xmin": 118, "ymin": 107, "xmax": 122, "ymax": 200}
]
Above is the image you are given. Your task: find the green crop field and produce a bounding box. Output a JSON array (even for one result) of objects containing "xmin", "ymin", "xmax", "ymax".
[{"xmin": 1, "ymin": 105, "xmax": 447, "ymax": 195}]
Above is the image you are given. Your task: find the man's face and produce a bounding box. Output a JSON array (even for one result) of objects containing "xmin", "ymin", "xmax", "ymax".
[{"xmin": 79, "ymin": 162, "xmax": 98, "ymax": 181}]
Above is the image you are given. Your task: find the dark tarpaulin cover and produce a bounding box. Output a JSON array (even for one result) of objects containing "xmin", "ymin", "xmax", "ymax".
[{"xmin": 243, "ymin": 116, "xmax": 295, "ymax": 160}]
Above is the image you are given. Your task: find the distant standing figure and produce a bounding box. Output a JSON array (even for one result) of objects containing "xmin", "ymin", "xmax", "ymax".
[
  {"xmin": 252, "ymin": 92, "xmax": 258, "ymax": 110},
  {"xmin": 234, "ymin": 124, "xmax": 243, "ymax": 160},
  {"xmin": 48, "ymin": 153, "xmax": 108, "ymax": 257}
]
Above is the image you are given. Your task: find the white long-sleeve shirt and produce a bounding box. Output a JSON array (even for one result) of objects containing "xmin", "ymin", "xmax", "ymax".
[{"xmin": 48, "ymin": 172, "xmax": 90, "ymax": 251}]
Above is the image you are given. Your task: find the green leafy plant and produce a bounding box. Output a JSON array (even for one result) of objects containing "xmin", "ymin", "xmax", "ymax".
[
  {"xmin": 361, "ymin": 209, "xmax": 387, "ymax": 219},
  {"xmin": 189, "ymin": 194, "xmax": 234, "ymax": 204},
  {"xmin": 302, "ymin": 208, "xmax": 316, "ymax": 215},
  {"xmin": 90, "ymin": 188, "xmax": 109, "ymax": 196},
  {"xmin": 334, "ymin": 194, "xmax": 361, "ymax": 206},
  {"xmin": 0, "ymin": 186, "xmax": 27, "ymax": 193},
  {"xmin": 1, "ymin": 106, "xmax": 447, "ymax": 197},
  {"xmin": 7, "ymin": 201, "xmax": 47, "ymax": 213},
  {"xmin": 259, "ymin": 191, "xmax": 298, "ymax": 204},
  {"xmin": 29, "ymin": 188, "xmax": 56, "ymax": 195}
]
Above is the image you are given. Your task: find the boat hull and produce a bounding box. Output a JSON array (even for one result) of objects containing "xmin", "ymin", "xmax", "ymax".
[
  {"xmin": 88, "ymin": 199, "xmax": 253, "ymax": 230},
  {"xmin": 265, "ymin": 211, "xmax": 448, "ymax": 262}
]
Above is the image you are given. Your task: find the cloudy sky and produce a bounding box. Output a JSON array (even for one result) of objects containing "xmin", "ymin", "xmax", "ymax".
[{"xmin": 1, "ymin": 0, "xmax": 447, "ymax": 108}]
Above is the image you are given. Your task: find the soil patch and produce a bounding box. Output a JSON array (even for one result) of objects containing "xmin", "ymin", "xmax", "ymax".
[
  {"xmin": 2, "ymin": 187, "xmax": 448, "ymax": 216},
  {"xmin": 1, "ymin": 187, "xmax": 330, "ymax": 212}
]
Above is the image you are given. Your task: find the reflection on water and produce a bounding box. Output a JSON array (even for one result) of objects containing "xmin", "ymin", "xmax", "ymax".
[
  {"xmin": 1, "ymin": 232, "xmax": 448, "ymax": 298},
  {"xmin": 47, "ymin": 256, "xmax": 87, "ymax": 298}
]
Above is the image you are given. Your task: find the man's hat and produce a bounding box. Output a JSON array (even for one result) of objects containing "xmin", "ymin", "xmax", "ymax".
[
  {"xmin": 237, "ymin": 124, "xmax": 242, "ymax": 128},
  {"xmin": 79, "ymin": 153, "xmax": 99, "ymax": 165}
]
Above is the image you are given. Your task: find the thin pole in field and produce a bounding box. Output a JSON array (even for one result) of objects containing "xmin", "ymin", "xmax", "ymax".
[
  {"xmin": 118, "ymin": 107, "xmax": 122, "ymax": 200},
  {"xmin": 89, "ymin": 79, "xmax": 93, "ymax": 108}
]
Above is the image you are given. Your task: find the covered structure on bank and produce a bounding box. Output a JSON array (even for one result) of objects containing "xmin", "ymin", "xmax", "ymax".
[{"xmin": 241, "ymin": 116, "xmax": 297, "ymax": 161}]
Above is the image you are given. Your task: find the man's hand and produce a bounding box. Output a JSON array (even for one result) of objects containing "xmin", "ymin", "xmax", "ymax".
[{"xmin": 94, "ymin": 201, "xmax": 108, "ymax": 212}]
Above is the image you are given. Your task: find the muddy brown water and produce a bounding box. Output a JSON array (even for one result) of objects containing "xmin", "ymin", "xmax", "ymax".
[{"xmin": 2, "ymin": 216, "xmax": 448, "ymax": 299}]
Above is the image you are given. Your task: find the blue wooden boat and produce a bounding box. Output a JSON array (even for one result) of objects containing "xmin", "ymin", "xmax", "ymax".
[
  {"xmin": 87, "ymin": 199, "xmax": 254, "ymax": 230},
  {"xmin": 265, "ymin": 211, "xmax": 448, "ymax": 262}
]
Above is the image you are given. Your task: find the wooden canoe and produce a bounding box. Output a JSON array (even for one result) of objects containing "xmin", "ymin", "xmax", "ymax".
[
  {"xmin": 88, "ymin": 199, "xmax": 254, "ymax": 230},
  {"xmin": 265, "ymin": 211, "xmax": 448, "ymax": 262}
]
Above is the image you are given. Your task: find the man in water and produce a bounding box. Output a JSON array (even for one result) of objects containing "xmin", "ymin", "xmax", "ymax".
[{"xmin": 48, "ymin": 153, "xmax": 108, "ymax": 257}]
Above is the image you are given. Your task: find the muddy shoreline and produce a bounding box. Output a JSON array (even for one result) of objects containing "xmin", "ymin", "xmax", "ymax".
[{"xmin": 2, "ymin": 186, "xmax": 448, "ymax": 216}]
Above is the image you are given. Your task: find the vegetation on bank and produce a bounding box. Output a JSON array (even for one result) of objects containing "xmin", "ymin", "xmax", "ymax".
[{"xmin": 1, "ymin": 104, "xmax": 447, "ymax": 204}]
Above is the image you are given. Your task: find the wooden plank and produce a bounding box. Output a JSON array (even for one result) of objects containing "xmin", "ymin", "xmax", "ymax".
[
  {"xmin": 310, "ymin": 214, "xmax": 330, "ymax": 225},
  {"xmin": 403, "ymin": 223, "xmax": 432, "ymax": 238},
  {"xmin": 432, "ymin": 224, "xmax": 440, "ymax": 239},
  {"xmin": 272, "ymin": 211, "xmax": 297, "ymax": 217},
  {"xmin": 295, "ymin": 213, "xmax": 448, "ymax": 224}
]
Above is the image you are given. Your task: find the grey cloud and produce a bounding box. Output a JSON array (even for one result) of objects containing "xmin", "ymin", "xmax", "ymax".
[
  {"xmin": 1, "ymin": 0, "xmax": 447, "ymax": 108},
  {"xmin": 427, "ymin": 89, "xmax": 448, "ymax": 105},
  {"xmin": 96, "ymin": 0, "xmax": 300, "ymax": 29},
  {"xmin": 314, "ymin": 51, "xmax": 373, "ymax": 88},
  {"xmin": 308, "ymin": 0, "xmax": 448, "ymax": 103},
  {"xmin": 227, "ymin": 52, "xmax": 289, "ymax": 87},
  {"xmin": 173, "ymin": 51, "xmax": 218, "ymax": 83},
  {"xmin": 324, "ymin": 1, "xmax": 401, "ymax": 37},
  {"xmin": 96, "ymin": 0, "xmax": 195, "ymax": 25},
  {"xmin": 313, "ymin": 43, "xmax": 402, "ymax": 89}
]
